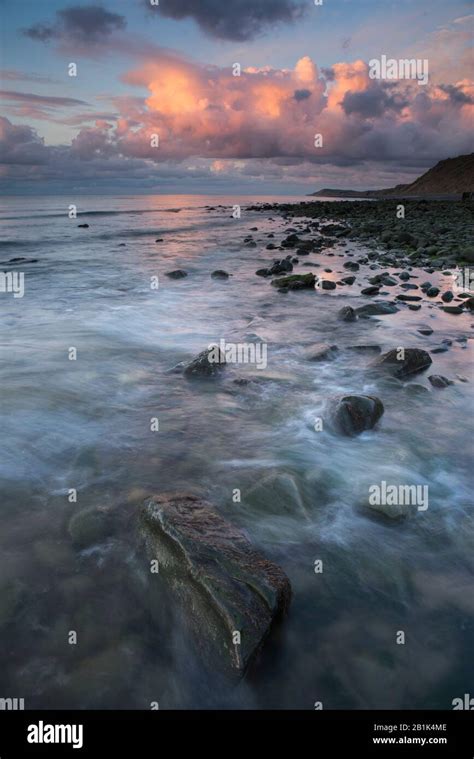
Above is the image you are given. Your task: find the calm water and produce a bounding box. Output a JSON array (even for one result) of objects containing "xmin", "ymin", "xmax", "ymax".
[{"xmin": 0, "ymin": 194, "xmax": 473, "ymax": 709}]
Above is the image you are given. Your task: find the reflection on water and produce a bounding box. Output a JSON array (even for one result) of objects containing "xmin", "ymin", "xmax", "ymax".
[{"xmin": 0, "ymin": 195, "xmax": 473, "ymax": 709}]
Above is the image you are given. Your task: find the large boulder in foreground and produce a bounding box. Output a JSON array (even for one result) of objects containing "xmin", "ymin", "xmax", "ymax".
[
  {"xmin": 328, "ymin": 395, "xmax": 384, "ymax": 436},
  {"xmin": 140, "ymin": 493, "xmax": 291, "ymax": 675},
  {"xmin": 371, "ymin": 348, "xmax": 432, "ymax": 378},
  {"xmin": 183, "ymin": 346, "xmax": 226, "ymax": 378}
]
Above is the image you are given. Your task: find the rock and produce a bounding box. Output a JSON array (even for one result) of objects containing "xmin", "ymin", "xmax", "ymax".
[
  {"xmin": 361, "ymin": 286, "xmax": 380, "ymax": 296},
  {"xmin": 372, "ymin": 348, "xmax": 432, "ymax": 378},
  {"xmin": 319, "ymin": 279, "xmax": 336, "ymax": 290},
  {"xmin": 77, "ymin": 223, "xmax": 89, "ymax": 228},
  {"xmin": 304, "ymin": 343, "xmax": 338, "ymax": 361},
  {"xmin": 443, "ymin": 305, "xmax": 463, "ymax": 314},
  {"xmin": 68, "ymin": 507, "xmax": 111, "ymax": 548},
  {"xmin": 269, "ymin": 259, "xmax": 293, "ymax": 275},
  {"xmin": 155, "ymin": 238, "xmax": 164, "ymax": 243},
  {"xmin": 396, "ymin": 294, "xmax": 422, "ymax": 302},
  {"xmin": 408, "ymin": 304, "xmax": 422, "ymax": 311},
  {"xmin": 140, "ymin": 493, "xmax": 291, "ymax": 674},
  {"xmin": 271, "ymin": 273, "xmax": 315, "ymax": 290},
  {"xmin": 340, "ymin": 275, "xmax": 356, "ymax": 285},
  {"xmin": 428, "ymin": 375, "xmax": 453, "ymax": 389},
  {"xmin": 328, "ymin": 395, "xmax": 384, "ymax": 436},
  {"xmin": 211, "ymin": 270, "xmax": 230, "ymax": 279},
  {"xmin": 426, "ymin": 287, "xmax": 440, "ymax": 297},
  {"xmin": 356, "ymin": 302, "xmax": 399, "ymax": 317},
  {"xmin": 343, "ymin": 261, "xmax": 359, "ymax": 271},
  {"xmin": 338, "ymin": 305, "xmax": 357, "ymax": 322},
  {"xmin": 441, "ymin": 291, "xmax": 454, "ymax": 302},
  {"xmin": 165, "ymin": 270, "xmax": 188, "ymax": 279},
  {"xmin": 244, "ymin": 473, "xmax": 309, "ymax": 519},
  {"xmin": 417, "ymin": 327, "xmax": 433, "ymax": 336},
  {"xmin": 183, "ymin": 346, "xmax": 226, "ymax": 378},
  {"xmin": 462, "ymin": 297, "xmax": 474, "ymax": 310},
  {"xmin": 255, "ymin": 268, "xmax": 270, "ymax": 277},
  {"xmin": 398, "ymin": 271, "xmax": 411, "ymax": 281}
]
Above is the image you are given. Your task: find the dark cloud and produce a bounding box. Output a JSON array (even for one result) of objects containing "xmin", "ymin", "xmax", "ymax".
[
  {"xmin": 23, "ymin": 5, "xmax": 126, "ymax": 46},
  {"xmin": 148, "ymin": 0, "xmax": 306, "ymax": 41},
  {"xmin": 0, "ymin": 69, "xmax": 59, "ymax": 84},
  {"xmin": 438, "ymin": 83, "xmax": 474, "ymax": 105},
  {"xmin": 321, "ymin": 66, "xmax": 335, "ymax": 81},
  {"xmin": 294, "ymin": 89, "xmax": 311, "ymax": 101},
  {"xmin": 341, "ymin": 86, "xmax": 407, "ymax": 117},
  {"xmin": 0, "ymin": 90, "xmax": 88, "ymax": 107}
]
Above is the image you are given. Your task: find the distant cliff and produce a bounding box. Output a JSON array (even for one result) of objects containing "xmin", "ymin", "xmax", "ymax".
[{"xmin": 310, "ymin": 154, "xmax": 474, "ymax": 198}]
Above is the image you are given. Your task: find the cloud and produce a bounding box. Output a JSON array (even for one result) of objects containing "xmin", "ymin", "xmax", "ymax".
[
  {"xmin": 1, "ymin": 53, "xmax": 472, "ymax": 191},
  {"xmin": 0, "ymin": 69, "xmax": 59, "ymax": 84},
  {"xmin": 0, "ymin": 90, "xmax": 88, "ymax": 107},
  {"xmin": 23, "ymin": 4, "xmax": 126, "ymax": 47},
  {"xmin": 146, "ymin": 0, "xmax": 306, "ymax": 41}
]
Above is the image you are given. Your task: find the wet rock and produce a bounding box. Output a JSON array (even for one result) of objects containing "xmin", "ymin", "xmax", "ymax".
[
  {"xmin": 356, "ymin": 302, "xmax": 399, "ymax": 317},
  {"xmin": 211, "ymin": 270, "xmax": 230, "ymax": 279},
  {"xmin": 338, "ymin": 305, "xmax": 357, "ymax": 322},
  {"xmin": 340, "ymin": 275, "xmax": 356, "ymax": 285},
  {"xmin": 328, "ymin": 394, "xmax": 384, "ymax": 436},
  {"xmin": 255, "ymin": 268, "xmax": 270, "ymax": 277},
  {"xmin": 372, "ymin": 348, "xmax": 432, "ymax": 378},
  {"xmin": 343, "ymin": 261, "xmax": 359, "ymax": 271},
  {"xmin": 269, "ymin": 259, "xmax": 293, "ymax": 275},
  {"xmin": 183, "ymin": 346, "xmax": 226, "ymax": 378},
  {"xmin": 361, "ymin": 286, "xmax": 380, "ymax": 296},
  {"xmin": 443, "ymin": 305, "xmax": 463, "ymax": 314},
  {"xmin": 140, "ymin": 493, "xmax": 291, "ymax": 674},
  {"xmin": 68, "ymin": 507, "xmax": 111, "ymax": 549},
  {"xmin": 441, "ymin": 291, "xmax": 454, "ymax": 302},
  {"xmin": 319, "ymin": 279, "xmax": 336, "ymax": 290},
  {"xmin": 304, "ymin": 343, "xmax": 338, "ymax": 361},
  {"xmin": 165, "ymin": 270, "xmax": 188, "ymax": 279},
  {"xmin": 417, "ymin": 327, "xmax": 433, "ymax": 335},
  {"xmin": 271, "ymin": 273, "xmax": 315, "ymax": 290},
  {"xmin": 398, "ymin": 271, "xmax": 410, "ymax": 281},
  {"xmin": 426, "ymin": 287, "xmax": 440, "ymax": 297},
  {"xmin": 245, "ymin": 473, "xmax": 309, "ymax": 519},
  {"xmin": 428, "ymin": 375, "xmax": 453, "ymax": 389},
  {"xmin": 396, "ymin": 294, "xmax": 422, "ymax": 302}
]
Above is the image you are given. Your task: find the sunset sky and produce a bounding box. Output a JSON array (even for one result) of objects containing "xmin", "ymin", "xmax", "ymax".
[{"xmin": 0, "ymin": 0, "xmax": 473, "ymax": 194}]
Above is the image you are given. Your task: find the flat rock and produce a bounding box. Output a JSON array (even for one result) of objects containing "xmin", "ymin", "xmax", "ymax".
[
  {"xmin": 140, "ymin": 493, "xmax": 291, "ymax": 675},
  {"xmin": 428, "ymin": 375, "xmax": 453, "ymax": 389},
  {"xmin": 304, "ymin": 343, "xmax": 338, "ymax": 361},
  {"xmin": 165, "ymin": 270, "xmax": 188, "ymax": 279},
  {"xmin": 356, "ymin": 302, "xmax": 399, "ymax": 317},
  {"xmin": 372, "ymin": 348, "xmax": 432, "ymax": 378},
  {"xmin": 271, "ymin": 273, "xmax": 315, "ymax": 290}
]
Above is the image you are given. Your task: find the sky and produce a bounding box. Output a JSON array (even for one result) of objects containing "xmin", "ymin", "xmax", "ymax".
[{"xmin": 0, "ymin": 0, "xmax": 473, "ymax": 194}]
